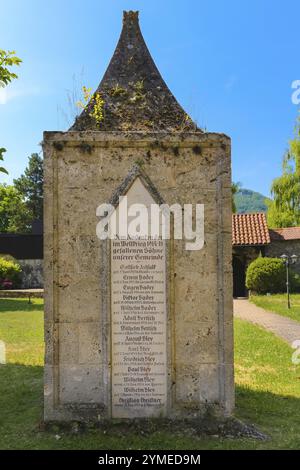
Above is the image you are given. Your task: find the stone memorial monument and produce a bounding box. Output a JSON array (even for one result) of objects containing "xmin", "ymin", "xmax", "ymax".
[{"xmin": 43, "ymin": 10, "xmax": 234, "ymax": 422}]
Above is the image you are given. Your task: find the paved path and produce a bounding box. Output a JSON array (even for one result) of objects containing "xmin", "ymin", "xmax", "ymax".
[{"xmin": 234, "ymin": 298, "xmax": 300, "ymax": 345}]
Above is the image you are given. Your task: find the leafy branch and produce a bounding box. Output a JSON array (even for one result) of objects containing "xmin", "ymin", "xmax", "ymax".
[
  {"xmin": 0, "ymin": 49, "xmax": 22, "ymax": 87},
  {"xmin": 0, "ymin": 49, "xmax": 22, "ymax": 175},
  {"xmin": 0, "ymin": 148, "xmax": 9, "ymax": 175}
]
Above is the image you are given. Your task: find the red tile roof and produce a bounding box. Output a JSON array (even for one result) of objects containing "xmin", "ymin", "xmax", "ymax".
[
  {"xmin": 269, "ymin": 227, "xmax": 300, "ymax": 241},
  {"xmin": 232, "ymin": 213, "xmax": 271, "ymax": 246}
]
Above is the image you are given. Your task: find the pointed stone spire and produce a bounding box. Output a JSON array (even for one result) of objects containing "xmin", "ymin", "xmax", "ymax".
[{"xmin": 71, "ymin": 11, "xmax": 200, "ymax": 132}]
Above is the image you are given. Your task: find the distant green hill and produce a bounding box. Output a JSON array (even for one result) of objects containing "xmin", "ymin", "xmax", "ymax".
[{"xmin": 234, "ymin": 188, "xmax": 270, "ymax": 214}]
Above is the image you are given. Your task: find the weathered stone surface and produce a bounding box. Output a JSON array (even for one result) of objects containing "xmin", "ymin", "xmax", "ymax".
[
  {"xmin": 43, "ymin": 10, "xmax": 234, "ymax": 422},
  {"xmin": 71, "ymin": 12, "xmax": 200, "ymax": 133},
  {"xmin": 43, "ymin": 131, "xmax": 234, "ymax": 421},
  {"xmin": 266, "ymin": 240, "xmax": 300, "ymax": 274}
]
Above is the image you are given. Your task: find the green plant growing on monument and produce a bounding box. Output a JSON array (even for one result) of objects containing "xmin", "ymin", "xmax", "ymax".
[
  {"xmin": 90, "ymin": 92, "xmax": 105, "ymax": 124},
  {"xmin": 77, "ymin": 86, "xmax": 105, "ymax": 126},
  {"xmin": 129, "ymin": 80, "xmax": 146, "ymax": 103},
  {"xmin": 179, "ymin": 113, "xmax": 194, "ymax": 132},
  {"xmin": 76, "ymin": 85, "xmax": 92, "ymax": 108},
  {"xmin": 134, "ymin": 80, "xmax": 144, "ymax": 94},
  {"xmin": 109, "ymin": 83, "xmax": 127, "ymax": 97}
]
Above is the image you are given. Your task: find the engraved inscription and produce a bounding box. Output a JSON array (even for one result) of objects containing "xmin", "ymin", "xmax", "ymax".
[{"xmin": 111, "ymin": 238, "xmax": 167, "ymax": 418}]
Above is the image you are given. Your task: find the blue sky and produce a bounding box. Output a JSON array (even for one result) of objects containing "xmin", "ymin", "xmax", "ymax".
[{"xmin": 0, "ymin": 0, "xmax": 299, "ymax": 196}]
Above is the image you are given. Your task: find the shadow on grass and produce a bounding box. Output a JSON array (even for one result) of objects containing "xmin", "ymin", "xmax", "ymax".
[
  {"xmin": 0, "ymin": 298, "xmax": 44, "ymax": 313},
  {"xmin": 236, "ymin": 384, "xmax": 300, "ymax": 430},
  {"xmin": 0, "ymin": 363, "xmax": 44, "ymax": 449}
]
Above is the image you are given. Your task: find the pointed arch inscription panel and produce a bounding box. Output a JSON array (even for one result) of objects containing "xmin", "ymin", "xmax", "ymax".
[{"xmin": 110, "ymin": 176, "xmax": 168, "ymax": 418}]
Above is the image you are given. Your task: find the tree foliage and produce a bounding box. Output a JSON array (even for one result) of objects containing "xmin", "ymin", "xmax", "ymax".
[
  {"xmin": 267, "ymin": 113, "xmax": 300, "ymax": 228},
  {"xmin": 246, "ymin": 257, "xmax": 286, "ymax": 294},
  {"xmin": 0, "ymin": 49, "xmax": 22, "ymax": 87},
  {"xmin": 234, "ymin": 188, "xmax": 270, "ymax": 214},
  {"xmin": 246, "ymin": 256, "xmax": 300, "ymax": 294},
  {"xmin": 0, "ymin": 154, "xmax": 43, "ymax": 233},
  {"xmin": 0, "ymin": 184, "xmax": 32, "ymax": 233},
  {"xmin": 0, "ymin": 49, "xmax": 22, "ymax": 175},
  {"xmin": 0, "ymin": 148, "xmax": 8, "ymax": 175},
  {"xmin": 14, "ymin": 153, "xmax": 43, "ymax": 220},
  {"xmin": 231, "ymin": 182, "xmax": 242, "ymax": 213},
  {"xmin": 0, "ymin": 257, "xmax": 21, "ymax": 289}
]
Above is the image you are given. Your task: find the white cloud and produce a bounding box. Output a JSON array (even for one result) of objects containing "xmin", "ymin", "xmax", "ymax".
[
  {"xmin": 0, "ymin": 85, "xmax": 39, "ymax": 105},
  {"xmin": 0, "ymin": 88, "xmax": 8, "ymax": 104}
]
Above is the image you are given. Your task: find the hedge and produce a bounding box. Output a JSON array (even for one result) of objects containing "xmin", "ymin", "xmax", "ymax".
[
  {"xmin": 0, "ymin": 257, "xmax": 22, "ymax": 289},
  {"xmin": 246, "ymin": 257, "xmax": 300, "ymax": 294}
]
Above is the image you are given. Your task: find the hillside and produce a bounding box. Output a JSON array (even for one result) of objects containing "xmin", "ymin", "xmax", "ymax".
[{"xmin": 234, "ymin": 188, "xmax": 270, "ymax": 214}]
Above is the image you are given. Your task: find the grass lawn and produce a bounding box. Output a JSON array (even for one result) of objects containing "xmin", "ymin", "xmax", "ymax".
[
  {"xmin": 0, "ymin": 298, "xmax": 300, "ymax": 449},
  {"xmin": 250, "ymin": 293, "xmax": 300, "ymax": 322}
]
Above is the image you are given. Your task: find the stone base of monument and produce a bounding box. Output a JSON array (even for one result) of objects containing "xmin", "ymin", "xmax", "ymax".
[{"xmin": 42, "ymin": 416, "xmax": 268, "ymax": 441}]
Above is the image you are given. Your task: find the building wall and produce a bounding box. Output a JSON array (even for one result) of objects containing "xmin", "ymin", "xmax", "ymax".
[
  {"xmin": 233, "ymin": 246, "xmax": 264, "ymax": 268},
  {"xmin": 232, "ymin": 246, "xmax": 264, "ymax": 297},
  {"xmin": 0, "ymin": 234, "xmax": 43, "ymax": 289},
  {"xmin": 0, "ymin": 234, "xmax": 43, "ymax": 259},
  {"xmin": 18, "ymin": 259, "xmax": 43, "ymax": 288},
  {"xmin": 43, "ymin": 130, "xmax": 233, "ymax": 421},
  {"xmin": 266, "ymin": 240, "xmax": 300, "ymax": 274}
]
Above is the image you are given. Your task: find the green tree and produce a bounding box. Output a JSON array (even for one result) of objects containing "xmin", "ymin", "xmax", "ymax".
[
  {"xmin": 14, "ymin": 153, "xmax": 43, "ymax": 220},
  {"xmin": 267, "ymin": 113, "xmax": 300, "ymax": 228},
  {"xmin": 246, "ymin": 257, "xmax": 286, "ymax": 294},
  {"xmin": 0, "ymin": 49, "xmax": 22, "ymax": 87},
  {"xmin": 0, "ymin": 184, "xmax": 32, "ymax": 233},
  {"xmin": 234, "ymin": 188, "xmax": 270, "ymax": 214},
  {"xmin": 0, "ymin": 49, "xmax": 22, "ymax": 175},
  {"xmin": 232, "ymin": 181, "xmax": 242, "ymax": 213},
  {"xmin": 0, "ymin": 148, "xmax": 8, "ymax": 175}
]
